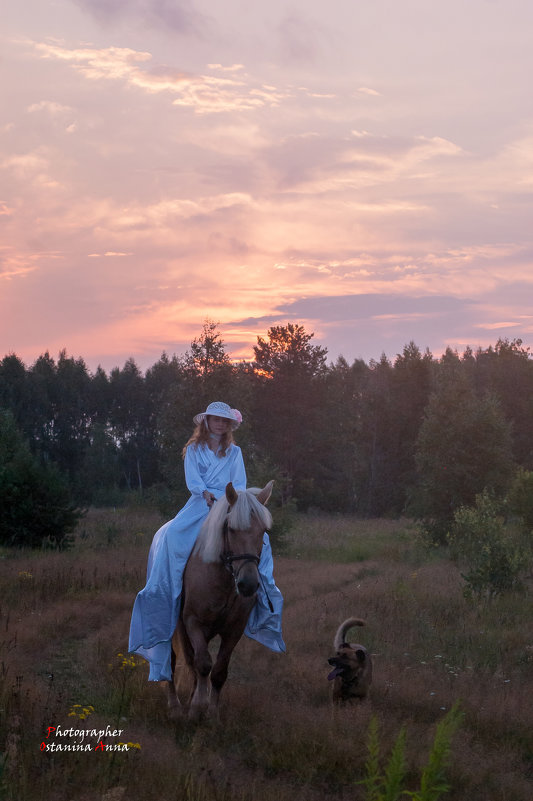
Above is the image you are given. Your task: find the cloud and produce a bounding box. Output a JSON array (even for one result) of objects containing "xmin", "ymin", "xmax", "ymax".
[
  {"xmin": 356, "ymin": 87, "xmax": 381, "ymax": 97},
  {"xmin": 477, "ymin": 279, "xmax": 533, "ymax": 305},
  {"xmin": 25, "ymin": 100, "xmax": 78, "ymax": 135},
  {"xmin": 275, "ymin": 293, "xmax": 473, "ymax": 322},
  {"xmin": 275, "ymin": 13, "xmax": 324, "ymax": 65},
  {"xmin": 1, "ymin": 151, "xmax": 49, "ymax": 174},
  {"xmin": 226, "ymin": 288, "xmax": 533, "ymax": 363},
  {"xmin": 0, "ymin": 148, "xmax": 61, "ymax": 190},
  {"xmin": 257, "ymin": 126, "xmax": 466, "ymax": 195},
  {"xmin": 88, "ymin": 251, "xmax": 133, "ymax": 257},
  {"xmin": 97, "ymin": 192, "xmax": 254, "ymax": 233},
  {"xmin": 0, "ymin": 248, "xmax": 45, "ymax": 281},
  {"xmin": 0, "ymin": 265, "xmax": 37, "ymax": 280},
  {"xmin": 73, "ymin": 0, "xmax": 208, "ymax": 36},
  {"xmin": 207, "ymin": 63, "xmax": 245, "ymax": 73},
  {"xmin": 27, "ymin": 100, "xmax": 73, "ymax": 115},
  {"xmin": 32, "ymin": 41, "xmax": 289, "ymax": 113},
  {"xmin": 474, "ymin": 321, "xmax": 520, "ymax": 330}
]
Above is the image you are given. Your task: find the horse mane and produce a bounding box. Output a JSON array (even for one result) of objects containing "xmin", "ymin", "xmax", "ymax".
[{"xmin": 194, "ymin": 489, "xmax": 273, "ymax": 563}]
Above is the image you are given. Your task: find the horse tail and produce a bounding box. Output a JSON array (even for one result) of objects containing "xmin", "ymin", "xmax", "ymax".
[{"xmin": 333, "ymin": 617, "xmax": 365, "ymax": 650}]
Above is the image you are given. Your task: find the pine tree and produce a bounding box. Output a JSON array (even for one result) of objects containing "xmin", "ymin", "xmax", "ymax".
[{"xmin": 251, "ymin": 323, "xmax": 327, "ymax": 507}]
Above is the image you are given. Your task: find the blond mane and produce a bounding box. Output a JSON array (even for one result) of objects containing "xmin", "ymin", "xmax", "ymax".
[{"xmin": 193, "ymin": 489, "xmax": 272, "ymax": 563}]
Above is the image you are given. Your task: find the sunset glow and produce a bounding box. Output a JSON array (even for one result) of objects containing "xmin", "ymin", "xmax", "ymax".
[{"xmin": 2, "ymin": 0, "xmax": 533, "ymax": 371}]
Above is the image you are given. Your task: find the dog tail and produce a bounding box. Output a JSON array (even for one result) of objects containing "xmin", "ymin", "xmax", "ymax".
[{"xmin": 333, "ymin": 617, "xmax": 365, "ymax": 650}]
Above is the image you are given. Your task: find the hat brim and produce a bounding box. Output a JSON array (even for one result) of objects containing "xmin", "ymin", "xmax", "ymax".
[{"xmin": 193, "ymin": 412, "xmax": 240, "ymax": 429}]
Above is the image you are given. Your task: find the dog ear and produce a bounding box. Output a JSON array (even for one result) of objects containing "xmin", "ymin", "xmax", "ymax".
[{"xmin": 355, "ymin": 649, "xmax": 366, "ymax": 663}]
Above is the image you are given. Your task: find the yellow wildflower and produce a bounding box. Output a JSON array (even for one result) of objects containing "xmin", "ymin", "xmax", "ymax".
[
  {"xmin": 68, "ymin": 704, "xmax": 95, "ymax": 719},
  {"xmin": 118, "ymin": 652, "xmax": 138, "ymax": 670}
]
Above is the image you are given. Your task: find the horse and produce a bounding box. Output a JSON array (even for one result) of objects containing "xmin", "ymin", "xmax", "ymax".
[{"xmin": 167, "ymin": 480, "xmax": 274, "ymax": 719}]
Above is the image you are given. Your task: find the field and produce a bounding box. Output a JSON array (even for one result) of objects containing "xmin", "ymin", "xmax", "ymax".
[{"xmin": 1, "ymin": 507, "xmax": 532, "ymax": 801}]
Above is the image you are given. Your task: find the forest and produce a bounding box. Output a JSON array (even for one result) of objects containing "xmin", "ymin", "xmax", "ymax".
[{"xmin": 1, "ymin": 320, "xmax": 533, "ymax": 548}]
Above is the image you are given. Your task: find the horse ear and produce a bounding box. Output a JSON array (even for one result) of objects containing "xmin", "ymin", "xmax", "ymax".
[
  {"xmin": 226, "ymin": 482, "xmax": 238, "ymax": 506},
  {"xmin": 256, "ymin": 480, "xmax": 274, "ymax": 506}
]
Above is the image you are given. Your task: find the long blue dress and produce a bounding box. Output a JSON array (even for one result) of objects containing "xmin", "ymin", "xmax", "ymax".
[{"xmin": 128, "ymin": 441, "xmax": 285, "ymax": 681}]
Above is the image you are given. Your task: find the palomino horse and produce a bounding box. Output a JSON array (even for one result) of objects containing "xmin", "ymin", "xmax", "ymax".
[{"xmin": 167, "ymin": 480, "xmax": 274, "ymax": 719}]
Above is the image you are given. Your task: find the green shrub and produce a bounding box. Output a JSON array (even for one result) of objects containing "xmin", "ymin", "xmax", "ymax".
[
  {"xmin": 506, "ymin": 468, "xmax": 533, "ymax": 532},
  {"xmin": 448, "ymin": 490, "xmax": 529, "ymax": 599}
]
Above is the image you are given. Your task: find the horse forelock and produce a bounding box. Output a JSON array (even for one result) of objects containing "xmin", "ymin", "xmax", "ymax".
[
  {"xmin": 228, "ymin": 490, "xmax": 272, "ymax": 533},
  {"xmin": 194, "ymin": 489, "xmax": 272, "ymax": 563}
]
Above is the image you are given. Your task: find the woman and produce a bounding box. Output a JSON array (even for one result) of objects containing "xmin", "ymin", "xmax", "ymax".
[{"xmin": 128, "ymin": 401, "xmax": 285, "ymax": 681}]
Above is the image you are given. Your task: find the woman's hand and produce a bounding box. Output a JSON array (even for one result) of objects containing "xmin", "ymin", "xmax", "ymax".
[{"xmin": 203, "ymin": 490, "xmax": 216, "ymax": 508}]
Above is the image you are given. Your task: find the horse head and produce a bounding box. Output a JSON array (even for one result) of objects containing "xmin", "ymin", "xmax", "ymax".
[{"xmin": 222, "ymin": 480, "xmax": 273, "ymax": 598}]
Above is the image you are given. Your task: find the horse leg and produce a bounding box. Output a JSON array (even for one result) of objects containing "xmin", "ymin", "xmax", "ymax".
[
  {"xmin": 166, "ymin": 633, "xmax": 183, "ymax": 719},
  {"xmin": 166, "ymin": 639, "xmax": 180, "ymax": 717},
  {"xmin": 176, "ymin": 621, "xmax": 200, "ymax": 711},
  {"xmin": 184, "ymin": 621, "xmax": 212, "ymax": 719},
  {"xmin": 208, "ymin": 631, "xmax": 242, "ymax": 717}
]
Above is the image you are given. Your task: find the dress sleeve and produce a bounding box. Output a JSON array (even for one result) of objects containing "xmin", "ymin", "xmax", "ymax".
[
  {"xmin": 230, "ymin": 446, "xmax": 247, "ymax": 491},
  {"xmin": 184, "ymin": 445, "xmax": 207, "ymax": 495}
]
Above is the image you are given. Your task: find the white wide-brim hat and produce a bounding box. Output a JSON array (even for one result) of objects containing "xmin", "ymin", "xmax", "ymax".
[{"xmin": 193, "ymin": 401, "xmax": 242, "ymax": 429}]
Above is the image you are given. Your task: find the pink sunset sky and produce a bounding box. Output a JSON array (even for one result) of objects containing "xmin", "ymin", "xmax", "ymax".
[{"xmin": 1, "ymin": 0, "xmax": 533, "ymax": 372}]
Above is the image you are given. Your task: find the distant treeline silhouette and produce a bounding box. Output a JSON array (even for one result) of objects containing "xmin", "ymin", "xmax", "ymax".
[{"xmin": 1, "ymin": 321, "xmax": 532, "ymax": 530}]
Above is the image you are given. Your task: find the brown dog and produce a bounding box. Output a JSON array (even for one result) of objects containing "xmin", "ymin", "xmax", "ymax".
[{"xmin": 327, "ymin": 617, "xmax": 372, "ymax": 704}]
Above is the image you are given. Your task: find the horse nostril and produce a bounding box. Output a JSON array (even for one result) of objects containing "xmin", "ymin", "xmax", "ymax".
[{"xmin": 237, "ymin": 578, "xmax": 259, "ymax": 597}]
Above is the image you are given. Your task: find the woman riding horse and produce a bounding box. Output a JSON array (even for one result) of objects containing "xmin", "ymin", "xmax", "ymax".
[{"xmin": 128, "ymin": 401, "xmax": 285, "ymax": 685}]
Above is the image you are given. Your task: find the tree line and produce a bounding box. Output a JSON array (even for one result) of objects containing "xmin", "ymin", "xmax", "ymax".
[{"xmin": 2, "ymin": 321, "xmax": 533, "ymax": 547}]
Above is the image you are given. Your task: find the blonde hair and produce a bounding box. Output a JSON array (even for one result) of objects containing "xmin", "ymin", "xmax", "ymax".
[{"xmin": 182, "ymin": 417, "xmax": 235, "ymax": 459}]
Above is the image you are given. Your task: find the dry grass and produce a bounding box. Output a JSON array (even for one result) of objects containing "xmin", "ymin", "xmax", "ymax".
[{"xmin": 1, "ymin": 508, "xmax": 532, "ymax": 800}]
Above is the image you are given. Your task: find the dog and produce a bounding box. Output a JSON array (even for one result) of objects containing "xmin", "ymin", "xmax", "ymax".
[{"xmin": 327, "ymin": 617, "xmax": 372, "ymax": 705}]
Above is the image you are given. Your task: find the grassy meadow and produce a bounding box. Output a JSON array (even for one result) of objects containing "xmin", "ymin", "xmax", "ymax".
[{"xmin": 1, "ymin": 507, "xmax": 532, "ymax": 801}]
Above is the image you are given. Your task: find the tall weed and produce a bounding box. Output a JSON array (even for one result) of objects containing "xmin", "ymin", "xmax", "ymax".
[{"xmin": 359, "ymin": 703, "xmax": 462, "ymax": 801}]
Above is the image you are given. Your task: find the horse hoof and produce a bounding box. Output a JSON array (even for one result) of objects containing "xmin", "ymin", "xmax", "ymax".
[{"xmin": 188, "ymin": 705, "xmax": 206, "ymax": 722}]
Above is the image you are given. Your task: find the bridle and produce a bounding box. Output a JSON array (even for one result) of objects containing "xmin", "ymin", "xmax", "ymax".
[
  {"xmin": 220, "ymin": 508, "xmax": 275, "ymax": 612},
  {"xmin": 221, "ymin": 516, "xmax": 260, "ymax": 581}
]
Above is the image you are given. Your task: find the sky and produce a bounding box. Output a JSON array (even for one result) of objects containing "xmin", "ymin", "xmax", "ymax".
[{"xmin": 1, "ymin": 0, "xmax": 533, "ymax": 373}]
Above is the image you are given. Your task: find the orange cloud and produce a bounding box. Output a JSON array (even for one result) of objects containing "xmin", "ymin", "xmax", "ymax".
[{"xmin": 32, "ymin": 41, "xmax": 289, "ymax": 114}]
